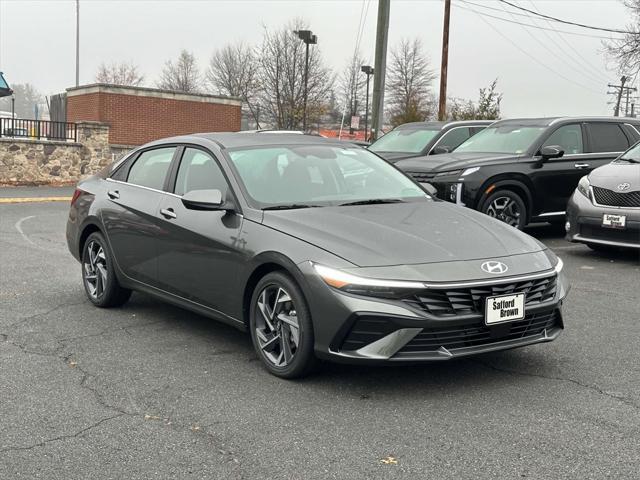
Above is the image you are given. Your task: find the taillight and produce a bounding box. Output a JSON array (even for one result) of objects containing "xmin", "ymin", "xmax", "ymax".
[{"xmin": 70, "ymin": 188, "xmax": 83, "ymax": 206}]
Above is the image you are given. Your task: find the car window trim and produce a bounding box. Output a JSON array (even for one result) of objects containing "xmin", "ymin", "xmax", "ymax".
[
  {"xmin": 106, "ymin": 177, "xmax": 182, "ymax": 198},
  {"xmin": 167, "ymin": 143, "xmax": 243, "ymax": 214},
  {"xmin": 110, "ymin": 144, "xmax": 181, "ymax": 192},
  {"xmin": 427, "ymin": 125, "xmax": 472, "ymax": 154}
]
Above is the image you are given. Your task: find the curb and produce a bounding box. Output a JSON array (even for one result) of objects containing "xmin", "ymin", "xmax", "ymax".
[{"xmin": 0, "ymin": 197, "xmax": 72, "ymax": 204}]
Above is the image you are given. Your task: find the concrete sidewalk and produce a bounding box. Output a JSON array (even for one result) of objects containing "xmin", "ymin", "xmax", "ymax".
[{"xmin": 0, "ymin": 186, "xmax": 75, "ymax": 203}]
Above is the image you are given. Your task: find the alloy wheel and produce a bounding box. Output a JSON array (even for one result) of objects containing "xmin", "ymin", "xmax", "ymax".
[
  {"xmin": 486, "ymin": 196, "xmax": 521, "ymax": 227},
  {"xmin": 83, "ymin": 240, "xmax": 108, "ymax": 299},
  {"xmin": 254, "ymin": 285, "xmax": 300, "ymax": 367}
]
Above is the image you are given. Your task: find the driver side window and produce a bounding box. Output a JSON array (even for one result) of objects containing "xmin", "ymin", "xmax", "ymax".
[{"xmin": 543, "ymin": 124, "xmax": 583, "ymax": 155}]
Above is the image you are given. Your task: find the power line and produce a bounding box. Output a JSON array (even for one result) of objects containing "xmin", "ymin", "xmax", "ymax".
[
  {"xmin": 470, "ymin": 10, "xmax": 606, "ymax": 96},
  {"xmin": 453, "ymin": 2, "xmax": 620, "ymax": 41},
  {"xmin": 498, "ymin": 0, "xmax": 638, "ymax": 35},
  {"xmin": 496, "ymin": 1, "xmax": 606, "ymax": 88},
  {"xmin": 526, "ymin": 0, "xmax": 610, "ymax": 83}
]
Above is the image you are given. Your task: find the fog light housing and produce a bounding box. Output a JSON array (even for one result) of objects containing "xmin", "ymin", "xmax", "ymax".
[{"xmin": 448, "ymin": 184, "xmax": 457, "ymax": 202}]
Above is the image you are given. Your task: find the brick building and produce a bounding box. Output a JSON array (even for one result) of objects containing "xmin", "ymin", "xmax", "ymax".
[{"xmin": 66, "ymin": 84, "xmax": 242, "ymax": 147}]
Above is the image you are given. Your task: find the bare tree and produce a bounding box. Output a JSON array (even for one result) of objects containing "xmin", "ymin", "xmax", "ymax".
[
  {"xmin": 206, "ymin": 42, "xmax": 262, "ymax": 127},
  {"xmin": 95, "ymin": 62, "xmax": 144, "ymax": 86},
  {"xmin": 386, "ymin": 38, "xmax": 436, "ymax": 126},
  {"xmin": 257, "ymin": 19, "xmax": 334, "ymax": 130},
  {"xmin": 605, "ymin": 1, "xmax": 640, "ymax": 75},
  {"xmin": 157, "ymin": 50, "xmax": 201, "ymax": 93},
  {"xmin": 338, "ymin": 52, "xmax": 367, "ymax": 129},
  {"xmin": 0, "ymin": 83, "xmax": 44, "ymax": 118}
]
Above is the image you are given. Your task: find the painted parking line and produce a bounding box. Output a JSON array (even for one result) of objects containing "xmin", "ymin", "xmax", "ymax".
[{"xmin": 0, "ymin": 197, "xmax": 72, "ymax": 204}]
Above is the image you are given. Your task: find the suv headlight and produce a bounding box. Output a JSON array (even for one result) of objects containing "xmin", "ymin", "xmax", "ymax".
[
  {"xmin": 313, "ymin": 264, "xmax": 423, "ymax": 298},
  {"xmin": 434, "ymin": 169, "xmax": 463, "ymax": 177},
  {"xmin": 577, "ymin": 175, "xmax": 591, "ymax": 199}
]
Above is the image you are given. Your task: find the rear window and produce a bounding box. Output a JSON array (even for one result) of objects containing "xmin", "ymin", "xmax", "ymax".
[{"xmin": 589, "ymin": 123, "xmax": 629, "ymax": 153}]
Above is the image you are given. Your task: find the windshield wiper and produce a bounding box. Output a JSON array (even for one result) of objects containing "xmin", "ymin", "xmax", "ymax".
[
  {"xmin": 262, "ymin": 204, "xmax": 323, "ymax": 210},
  {"xmin": 616, "ymin": 157, "xmax": 640, "ymax": 164},
  {"xmin": 339, "ymin": 198, "xmax": 406, "ymax": 206}
]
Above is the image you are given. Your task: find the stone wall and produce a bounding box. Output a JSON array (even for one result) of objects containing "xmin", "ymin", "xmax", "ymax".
[{"xmin": 0, "ymin": 122, "xmax": 117, "ymax": 185}]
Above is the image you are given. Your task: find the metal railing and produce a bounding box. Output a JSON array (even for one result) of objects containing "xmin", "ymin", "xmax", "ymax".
[{"xmin": 0, "ymin": 118, "xmax": 77, "ymax": 142}]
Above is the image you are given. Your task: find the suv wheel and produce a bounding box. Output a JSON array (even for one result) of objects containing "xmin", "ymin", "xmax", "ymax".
[
  {"xmin": 249, "ymin": 272, "xmax": 317, "ymax": 379},
  {"xmin": 481, "ymin": 190, "xmax": 527, "ymax": 229}
]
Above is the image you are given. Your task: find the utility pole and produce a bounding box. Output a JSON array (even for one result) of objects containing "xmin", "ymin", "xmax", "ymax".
[
  {"xmin": 361, "ymin": 65, "xmax": 374, "ymax": 141},
  {"xmin": 608, "ymin": 76, "xmax": 637, "ymax": 117},
  {"xmin": 437, "ymin": 0, "xmax": 451, "ymax": 121},
  {"xmin": 75, "ymin": 0, "xmax": 80, "ymax": 87},
  {"xmin": 294, "ymin": 29, "xmax": 317, "ymax": 132},
  {"xmin": 371, "ymin": 0, "xmax": 390, "ymax": 141}
]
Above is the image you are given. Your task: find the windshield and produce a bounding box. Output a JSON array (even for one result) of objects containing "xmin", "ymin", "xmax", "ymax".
[
  {"xmin": 454, "ymin": 125, "xmax": 546, "ymax": 154},
  {"xmin": 369, "ymin": 128, "xmax": 439, "ymax": 153},
  {"xmin": 615, "ymin": 142, "xmax": 640, "ymax": 163},
  {"xmin": 227, "ymin": 145, "xmax": 429, "ymax": 208}
]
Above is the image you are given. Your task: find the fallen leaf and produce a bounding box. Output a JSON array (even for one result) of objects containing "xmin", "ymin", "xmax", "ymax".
[
  {"xmin": 381, "ymin": 456, "xmax": 398, "ymax": 465},
  {"xmin": 68, "ymin": 361, "xmax": 77, "ymax": 368},
  {"xmin": 191, "ymin": 424, "xmax": 201, "ymax": 432},
  {"xmin": 144, "ymin": 414, "xmax": 162, "ymax": 421}
]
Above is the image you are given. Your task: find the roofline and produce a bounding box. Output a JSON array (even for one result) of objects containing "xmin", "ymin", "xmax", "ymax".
[{"xmin": 548, "ymin": 116, "xmax": 640, "ymax": 125}]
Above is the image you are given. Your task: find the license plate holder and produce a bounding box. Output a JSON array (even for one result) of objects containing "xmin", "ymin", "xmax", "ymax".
[
  {"xmin": 485, "ymin": 293, "xmax": 526, "ymax": 325},
  {"xmin": 602, "ymin": 213, "xmax": 626, "ymax": 229}
]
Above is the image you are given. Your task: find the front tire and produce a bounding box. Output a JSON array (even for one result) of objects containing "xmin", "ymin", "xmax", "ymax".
[
  {"xmin": 249, "ymin": 272, "xmax": 317, "ymax": 379},
  {"xmin": 481, "ymin": 189, "xmax": 528, "ymax": 229},
  {"xmin": 81, "ymin": 231, "xmax": 131, "ymax": 308}
]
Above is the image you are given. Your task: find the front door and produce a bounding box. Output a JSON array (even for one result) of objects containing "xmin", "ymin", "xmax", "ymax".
[
  {"xmin": 155, "ymin": 146, "xmax": 244, "ymax": 316},
  {"xmin": 101, "ymin": 146, "xmax": 177, "ymax": 285}
]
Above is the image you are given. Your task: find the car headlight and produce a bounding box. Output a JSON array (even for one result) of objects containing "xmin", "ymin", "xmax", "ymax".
[
  {"xmin": 554, "ymin": 257, "xmax": 563, "ymax": 274},
  {"xmin": 313, "ymin": 264, "xmax": 423, "ymax": 298},
  {"xmin": 577, "ymin": 175, "xmax": 591, "ymax": 199},
  {"xmin": 461, "ymin": 167, "xmax": 480, "ymax": 176}
]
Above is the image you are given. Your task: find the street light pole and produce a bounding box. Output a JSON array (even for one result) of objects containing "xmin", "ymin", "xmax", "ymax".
[
  {"xmin": 361, "ymin": 65, "xmax": 374, "ymax": 141},
  {"xmin": 294, "ymin": 29, "xmax": 317, "ymax": 132},
  {"xmin": 75, "ymin": 0, "xmax": 80, "ymax": 87}
]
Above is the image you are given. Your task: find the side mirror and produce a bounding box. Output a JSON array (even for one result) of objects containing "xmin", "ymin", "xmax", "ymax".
[
  {"xmin": 181, "ymin": 189, "xmax": 230, "ymax": 211},
  {"xmin": 539, "ymin": 145, "xmax": 565, "ymax": 160},
  {"xmin": 431, "ymin": 145, "xmax": 451, "ymax": 155},
  {"xmin": 420, "ymin": 182, "xmax": 438, "ymax": 197}
]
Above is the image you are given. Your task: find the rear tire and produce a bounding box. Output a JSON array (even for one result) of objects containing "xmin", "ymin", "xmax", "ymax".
[
  {"xmin": 249, "ymin": 272, "xmax": 317, "ymax": 379},
  {"xmin": 81, "ymin": 232, "xmax": 132, "ymax": 308},
  {"xmin": 480, "ymin": 189, "xmax": 528, "ymax": 229}
]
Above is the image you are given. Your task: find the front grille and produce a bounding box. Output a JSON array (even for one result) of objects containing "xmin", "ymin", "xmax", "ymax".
[
  {"xmin": 592, "ymin": 186, "xmax": 640, "ymax": 207},
  {"xmin": 402, "ymin": 276, "xmax": 557, "ymax": 318},
  {"xmin": 396, "ymin": 310, "xmax": 559, "ymax": 356},
  {"xmin": 580, "ymin": 225, "xmax": 640, "ymax": 244}
]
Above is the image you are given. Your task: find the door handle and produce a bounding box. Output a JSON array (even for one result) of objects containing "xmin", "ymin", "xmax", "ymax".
[
  {"xmin": 160, "ymin": 208, "xmax": 177, "ymax": 219},
  {"xmin": 107, "ymin": 190, "xmax": 120, "ymax": 199},
  {"xmin": 574, "ymin": 163, "xmax": 590, "ymax": 169}
]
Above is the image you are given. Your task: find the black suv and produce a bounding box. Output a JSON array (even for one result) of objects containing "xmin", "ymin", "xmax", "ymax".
[
  {"xmin": 369, "ymin": 120, "xmax": 493, "ymax": 163},
  {"xmin": 395, "ymin": 117, "xmax": 640, "ymax": 228}
]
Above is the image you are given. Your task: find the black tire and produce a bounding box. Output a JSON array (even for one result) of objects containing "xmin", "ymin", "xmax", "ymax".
[
  {"xmin": 81, "ymin": 231, "xmax": 132, "ymax": 308},
  {"xmin": 249, "ymin": 271, "xmax": 317, "ymax": 379},
  {"xmin": 480, "ymin": 189, "xmax": 528, "ymax": 229}
]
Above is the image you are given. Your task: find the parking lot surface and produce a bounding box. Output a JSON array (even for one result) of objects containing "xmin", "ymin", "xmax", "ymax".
[{"xmin": 1, "ymin": 200, "xmax": 639, "ymax": 479}]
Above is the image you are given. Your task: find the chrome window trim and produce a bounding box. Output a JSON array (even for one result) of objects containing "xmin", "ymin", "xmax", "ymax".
[
  {"xmin": 538, "ymin": 211, "xmax": 566, "ymax": 217},
  {"xmin": 106, "ymin": 177, "xmax": 182, "ymax": 198},
  {"xmin": 589, "ymin": 185, "xmax": 640, "ymax": 210},
  {"xmin": 624, "ymin": 123, "xmax": 640, "ymax": 136}
]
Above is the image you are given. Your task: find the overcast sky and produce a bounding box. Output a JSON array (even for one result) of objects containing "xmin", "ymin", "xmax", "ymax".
[{"xmin": 0, "ymin": 0, "xmax": 634, "ymax": 118}]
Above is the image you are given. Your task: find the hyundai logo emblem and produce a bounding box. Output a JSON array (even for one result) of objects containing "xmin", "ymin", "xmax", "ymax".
[
  {"xmin": 481, "ymin": 261, "xmax": 508, "ymax": 274},
  {"xmin": 617, "ymin": 183, "xmax": 631, "ymax": 191}
]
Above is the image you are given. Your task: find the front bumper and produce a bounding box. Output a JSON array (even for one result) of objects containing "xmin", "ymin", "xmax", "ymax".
[
  {"xmin": 299, "ymin": 262, "xmax": 569, "ymax": 364},
  {"xmin": 566, "ymin": 190, "xmax": 640, "ymax": 249}
]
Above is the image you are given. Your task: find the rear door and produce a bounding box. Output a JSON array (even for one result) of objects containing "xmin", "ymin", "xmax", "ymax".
[
  {"xmin": 101, "ymin": 146, "xmax": 177, "ymax": 285},
  {"xmin": 584, "ymin": 122, "xmax": 632, "ymax": 168},
  {"xmin": 531, "ymin": 123, "xmax": 589, "ymax": 213},
  {"xmin": 155, "ymin": 146, "xmax": 244, "ymax": 316}
]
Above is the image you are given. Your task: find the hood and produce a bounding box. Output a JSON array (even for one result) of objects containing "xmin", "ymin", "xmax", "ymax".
[
  {"xmin": 262, "ymin": 201, "xmax": 544, "ymax": 267},
  {"xmin": 588, "ymin": 162, "xmax": 640, "ymax": 191},
  {"xmin": 372, "ymin": 151, "xmax": 423, "ymax": 163},
  {"xmin": 395, "ymin": 152, "xmax": 520, "ymax": 173}
]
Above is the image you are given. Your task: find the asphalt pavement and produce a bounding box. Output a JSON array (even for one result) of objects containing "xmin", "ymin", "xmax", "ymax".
[{"xmin": 1, "ymin": 198, "xmax": 639, "ymax": 479}]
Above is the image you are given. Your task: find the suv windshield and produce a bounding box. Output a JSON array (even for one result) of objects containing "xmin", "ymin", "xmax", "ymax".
[
  {"xmin": 369, "ymin": 128, "xmax": 440, "ymax": 153},
  {"xmin": 227, "ymin": 145, "xmax": 428, "ymax": 208},
  {"xmin": 455, "ymin": 125, "xmax": 545, "ymax": 154}
]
